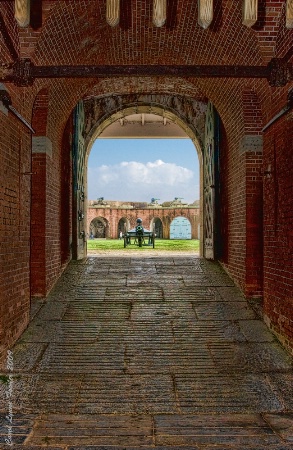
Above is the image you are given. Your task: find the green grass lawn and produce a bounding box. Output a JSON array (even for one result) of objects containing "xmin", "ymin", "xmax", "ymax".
[{"xmin": 87, "ymin": 239, "xmax": 200, "ymax": 252}]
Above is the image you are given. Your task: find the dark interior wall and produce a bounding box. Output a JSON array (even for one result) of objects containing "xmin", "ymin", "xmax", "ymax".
[
  {"xmin": 0, "ymin": 88, "xmax": 31, "ymax": 365},
  {"xmin": 263, "ymin": 111, "xmax": 293, "ymax": 352}
]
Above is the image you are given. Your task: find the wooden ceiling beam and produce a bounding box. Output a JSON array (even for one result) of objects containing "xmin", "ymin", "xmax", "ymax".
[{"xmin": 0, "ymin": 58, "xmax": 291, "ymax": 87}]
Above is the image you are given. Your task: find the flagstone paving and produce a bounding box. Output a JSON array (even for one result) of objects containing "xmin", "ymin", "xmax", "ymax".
[{"xmin": 0, "ymin": 253, "xmax": 292, "ymax": 448}]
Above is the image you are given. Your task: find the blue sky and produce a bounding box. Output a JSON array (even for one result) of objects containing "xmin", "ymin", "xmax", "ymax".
[{"xmin": 87, "ymin": 139, "xmax": 200, "ymax": 204}]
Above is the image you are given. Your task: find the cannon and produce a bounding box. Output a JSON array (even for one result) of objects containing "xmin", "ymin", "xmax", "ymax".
[{"xmin": 124, "ymin": 218, "xmax": 155, "ymax": 248}]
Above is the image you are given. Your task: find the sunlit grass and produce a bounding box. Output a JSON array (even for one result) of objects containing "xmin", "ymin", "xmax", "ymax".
[{"xmin": 87, "ymin": 239, "xmax": 200, "ymax": 252}]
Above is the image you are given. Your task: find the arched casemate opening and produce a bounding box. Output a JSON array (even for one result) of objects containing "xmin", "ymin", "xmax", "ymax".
[
  {"xmin": 71, "ymin": 94, "xmax": 223, "ymax": 260},
  {"xmin": 118, "ymin": 217, "xmax": 130, "ymax": 236},
  {"xmin": 151, "ymin": 217, "xmax": 163, "ymax": 238},
  {"xmin": 89, "ymin": 217, "xmax": 110, "ymax": 239}
]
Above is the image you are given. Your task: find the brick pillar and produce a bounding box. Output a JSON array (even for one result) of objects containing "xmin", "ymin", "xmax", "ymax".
[
  {"xmin": 31, "ymin": 137, "xmax": 52, "ymax": 296},
  {"xmin": 240, "ymin": 135, "xmax": 263, "ymax": 297},
  {"xmin": 263, "ymin": 116, "xmax": 293, "ymax": 353}
]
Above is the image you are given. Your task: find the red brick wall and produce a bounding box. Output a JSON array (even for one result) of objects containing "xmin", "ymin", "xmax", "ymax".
[
  {"xmin": 0, "ymin": 89, "xmax": 31, "ymax": 366},
  {"xmin": 245, "ymin": 151, "xmax": 263, "ymax": 297},
  {"xmin": 263, "ymin": 112, "xmax": 293, "ymax": 352},
  {"xmin": 31, "ymin": 153, "xmax": 47, "ymax": 295},
  {"xmin": 87, "ymin": 207, "xmax": 200, "ymax": 240},
  {"xmin": 45, "ymin": 139, "xmax": 61, "ymax": 291},
  {"xmin": 203, "ymin": 79, "xmax": 248, "ymax": 294},
  {"xmin": 31, "ymin": 88, "xmax": 49, "ymax": 296},
  {"xmin": 243, "ymin": 89, "xmax": 264, "ymax": 297},
  {"xmin": 30, "ymin": 80, "xmax": 84, "ymax": 296},
  {"xmin": 0, "ymin": 3, "xmax": 31, "ymax": 365},
  {"xmin": 218, "ymin": 122, "xmax": 229, "ymax": 263}
]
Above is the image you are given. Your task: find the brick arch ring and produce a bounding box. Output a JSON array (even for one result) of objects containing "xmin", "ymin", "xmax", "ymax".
[{"xmin": 84, "ymin": 97, "xmax": 204, "ymax": 162}]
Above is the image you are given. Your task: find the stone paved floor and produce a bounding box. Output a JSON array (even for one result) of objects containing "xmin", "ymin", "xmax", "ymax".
[{"xmin": 0, "ymin": 253, "xmax": 292, "ymax": 449}]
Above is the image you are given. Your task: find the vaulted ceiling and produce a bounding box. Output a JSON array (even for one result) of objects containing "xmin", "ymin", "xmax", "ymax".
[
  {"xmin": 0, "ymin": 1, "xmax": 291, "ymax": 132},
  {"xmin": 11, "ymin": 0, "xmax": 290, "ymax": 66}
]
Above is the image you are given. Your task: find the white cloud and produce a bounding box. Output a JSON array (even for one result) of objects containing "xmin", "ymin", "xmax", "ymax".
[{"xmin": 88, "ymin": 159, "xmax": 199, "ymax": 203}]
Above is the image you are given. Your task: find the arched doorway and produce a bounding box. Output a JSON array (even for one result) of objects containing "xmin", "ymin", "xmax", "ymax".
[
  {"xmin": 118, "ymin": 217, "xmax": 129, "ymax": 236},
  {"xmin": 170, "ymin": 216, "xmax": 192, "ymax": 239},
  {"xmin": 70, "ymin": 97, "xmax": 222, "ymax": 259},
  {"xmin": 83, "ymin": 101, "xmax": 204, "ymax": 254},
  {"xmin": 89, "ymin": 217, "xmax": 109, "ymax": 238},
  {"xmin": 151, "ymin": 217, "xmax": 163, "ymax": 238}
]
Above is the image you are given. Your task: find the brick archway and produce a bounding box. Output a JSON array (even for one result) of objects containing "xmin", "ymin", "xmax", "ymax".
[
  {"xmin": 84, "ymin": 94, "xmax": 206, "ymax": 152},
  {"xmin": 150, "ymin": 217, "xmax": 163, "ymax": 238},
  {"xmin": 118, "ymin": 217, "xmax": 130, "ymax": 235},
  {"xmin": 89, "ymin": 216, "xmax": 110, "ymax": 239},
  {"xmin": 84, "ymin": 100, "xmax": 204, "ymax": 252}
]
